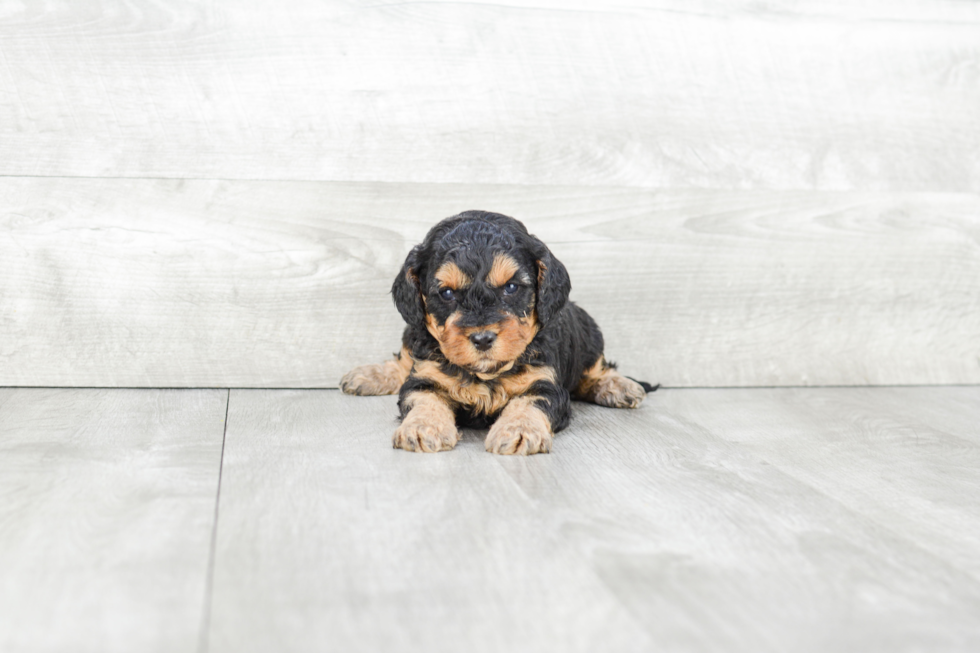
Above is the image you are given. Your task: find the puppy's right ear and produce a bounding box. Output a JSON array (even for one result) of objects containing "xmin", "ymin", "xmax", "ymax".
[{"xmin": 391, "ymin": 245, "xmax": 425, "ymax": 326}]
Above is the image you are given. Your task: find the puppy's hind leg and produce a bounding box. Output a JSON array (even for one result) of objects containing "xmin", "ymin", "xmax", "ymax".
[
  {"xmin": 574, "ymin": 357, "xmax": 657, "ymax": 409},
  {"xmin": 340, "ymin": 346, "xmax": 413, "ymax": 396}
]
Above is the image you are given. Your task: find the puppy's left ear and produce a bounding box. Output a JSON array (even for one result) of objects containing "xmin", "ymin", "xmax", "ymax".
[
  {"xmin": 391, "ymin": 245, "xmax": 426, "ymax": 326},
  {"xmin": 532, "ymin": 240, "xmax": 570, "ymax": 325}
]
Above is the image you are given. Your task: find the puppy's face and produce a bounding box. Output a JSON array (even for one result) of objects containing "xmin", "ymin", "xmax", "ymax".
[
  {"xmin": 392, "ymin": 212, "xmax": 570, "ymax": 376},
  {"xmin": 423, "ymin": 251, "xmax": 538, "ymax": 375}
]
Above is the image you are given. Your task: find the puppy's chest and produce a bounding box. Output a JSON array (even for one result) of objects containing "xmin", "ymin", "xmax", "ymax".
[
  {"xmin": 444, "ymin": 378, "xmax": 514, "ymax": 417},
  {"xmin": 417, "ymin": 361, "xmax": 555, "ymax": 416}
]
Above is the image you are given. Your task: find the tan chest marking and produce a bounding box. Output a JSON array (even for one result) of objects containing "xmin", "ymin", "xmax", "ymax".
[{"xmin": 413, "ymin": 360, "xmax": 555, "ymax": 415}]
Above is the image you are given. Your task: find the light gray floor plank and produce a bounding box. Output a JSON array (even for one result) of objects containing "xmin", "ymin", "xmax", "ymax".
[
  {"xmin": 497, "ymin": 388, "xmax": 980, "ymax": 652},
  {"xmin": 665, "ymin": 387, "xmax": 980, "ymax": 582},
  {"xmin": 209, "ymin": 387, "xmax": 980, "ymax": 653},
  {"xmin": 0, "ymin": 388, "xmax": 227, "ymax": 653},
  {"xmin": 1, "ymin": 1, "xmax": 978, "ymax": 190},
  {"xmin": 208, "ymin": 391, "xmax": 653, "ymax": 653},
  {"xmin": 3, "ymin": 177, "xmax": 978, "ymax": 388}
]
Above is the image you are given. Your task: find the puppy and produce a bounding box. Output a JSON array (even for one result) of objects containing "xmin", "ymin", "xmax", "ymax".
[{"xmin": 341, "ymin": 210, "xmax": 657, "ymax": 455}]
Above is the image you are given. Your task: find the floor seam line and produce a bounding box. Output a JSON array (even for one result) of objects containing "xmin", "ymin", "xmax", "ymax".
[{"xmin": 197, "ymin": 388, "xmax": 230, "ymax": 653}]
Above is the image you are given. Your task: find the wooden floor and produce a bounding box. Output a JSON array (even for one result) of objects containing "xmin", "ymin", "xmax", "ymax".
[{"xmin": 2, "ymin": 386, "xmax": 978, "ymax": 653}]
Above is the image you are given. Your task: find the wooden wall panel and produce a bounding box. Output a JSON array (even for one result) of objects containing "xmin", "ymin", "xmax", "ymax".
[
  {"xmin": 3, "ymin": 177, "xmax": 977, "ymax": 387},
  {"xmin": 0, "ymin": 0, "xmax": 978, "ymax": 189}
]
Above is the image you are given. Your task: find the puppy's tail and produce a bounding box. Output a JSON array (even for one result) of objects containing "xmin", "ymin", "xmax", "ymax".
[
  {"xmin": 627, "ymin": 377, "xmax": 660, "ymax": 393},
  {"xmin": 607, "ymin": 361, "xmax": 659, "ymax": 393}
]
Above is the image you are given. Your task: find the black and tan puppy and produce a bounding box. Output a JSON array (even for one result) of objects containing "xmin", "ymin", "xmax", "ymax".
[{"xmin": 341, "ymin": 210, "xmax": 656, "ymax": 455}]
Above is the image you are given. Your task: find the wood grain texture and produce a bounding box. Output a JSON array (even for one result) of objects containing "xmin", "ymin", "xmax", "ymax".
[
  {"xmin": 3, "ymin": 177, "xmax": 978, "ymax": 387},
  {"xmin": 0, "ymin": 388, "xmax": 227, "ymax": 653},
  {"xmin": 523, "ymin": 386, "xmax": 980, "ymax": 652},
  {"xmin": 665, "ymin": 386, "xmax": 980, "ymax": 580},
  {"xmin": 1, "ymin": 0, "xmax": 978, "ymax": 189},
  {"xmin": 207, "ymin": 390, "xmax": 655, "ymax": 653},
  {"xmin": 207, "ymin": 387, "xmax": 980, "ymax": 652}
]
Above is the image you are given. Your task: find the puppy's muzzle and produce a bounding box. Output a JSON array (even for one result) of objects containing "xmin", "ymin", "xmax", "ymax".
[{"xmin": 469, "ymin": 331, "xmax": 497, "ymax": 351}]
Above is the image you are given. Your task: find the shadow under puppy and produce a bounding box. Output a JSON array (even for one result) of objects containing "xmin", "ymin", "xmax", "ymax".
[{"xmin": 341, "ymin": 210, "xmax": 657, "ymax": 455}]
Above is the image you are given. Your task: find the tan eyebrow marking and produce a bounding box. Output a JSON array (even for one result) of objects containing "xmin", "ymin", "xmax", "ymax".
[
  {"xmin": 434, "ymin": 261, "xmax": 471, "ymax": 289},
  {"xmin": 487, "ymin": 253, "xmax": 521, "ymax": 288}
]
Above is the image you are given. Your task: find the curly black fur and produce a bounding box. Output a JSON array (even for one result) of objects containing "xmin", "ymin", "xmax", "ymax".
[{"xmin": 390, "ymin": 210, "xmax": 655, "ymax": 433}]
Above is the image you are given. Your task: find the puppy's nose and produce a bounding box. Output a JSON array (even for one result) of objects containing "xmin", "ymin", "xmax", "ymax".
[{"xmin": 469, "ymin": 331, "xmax": 497, "ymax": 351}]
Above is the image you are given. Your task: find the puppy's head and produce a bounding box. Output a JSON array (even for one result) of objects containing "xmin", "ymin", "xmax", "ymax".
[{"xmin": 392, "ymin": 211, "xmax": 570, "ymax": 375}]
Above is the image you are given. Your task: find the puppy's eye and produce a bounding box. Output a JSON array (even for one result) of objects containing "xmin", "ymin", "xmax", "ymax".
[
  {"xmin": 439, "ymin": 288, "xmax": 456, "ymax": 302},
  {"xmin": 503, "ymin": 282, "xmax": 519, "ymax": 296}
]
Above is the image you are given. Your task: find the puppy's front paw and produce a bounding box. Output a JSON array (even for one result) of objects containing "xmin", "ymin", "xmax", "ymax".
[
  {"xmin": 592, "ymin": 374, "xmax": 646, "ymax": 409},
  {"xmin": 393, "ymin": 393, "xmax": 459, "ymax": 453},
  {"xmin": 393, "ymin": 419, "xmax": 459, "ymax": 453},
  {"xmin": 485, "ymin": 397, "xmax": 553, "ymax": 455},
  {"xmin": 341, "ymin": 360, "xmax": 406, "ymax": 396}
]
